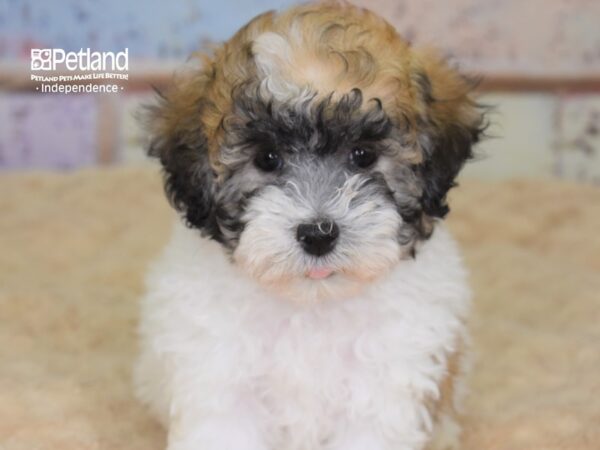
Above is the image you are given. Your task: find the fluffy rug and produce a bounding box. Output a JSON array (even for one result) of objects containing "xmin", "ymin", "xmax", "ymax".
[{"xmin": 1, "ymin": 167, "xmax": 598, "ymax": 450}]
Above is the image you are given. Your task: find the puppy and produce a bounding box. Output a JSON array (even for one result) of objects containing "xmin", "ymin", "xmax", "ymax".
[{"xmin": 135, "ymin": 3, "xmax": 485, "ymax": 450}]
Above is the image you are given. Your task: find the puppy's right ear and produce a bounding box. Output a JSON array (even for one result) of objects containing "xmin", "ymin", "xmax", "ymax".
[{"xmin": 144, "ymin": 67, "xmax": 220, "ymax": 239}]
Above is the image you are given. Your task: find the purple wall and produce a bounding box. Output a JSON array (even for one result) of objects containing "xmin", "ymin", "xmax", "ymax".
[{"xmin": 0, "ymin": 94, "xmax": 97, "ymax": 170}]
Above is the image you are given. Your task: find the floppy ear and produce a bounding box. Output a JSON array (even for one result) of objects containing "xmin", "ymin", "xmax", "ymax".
[
  {"xmin": 413, "ymin": 55, "xmax": 487, "ymax": 219},
  {"xmin": 144, "ymin": 67, "xmax": 221, "ymax": 239}
]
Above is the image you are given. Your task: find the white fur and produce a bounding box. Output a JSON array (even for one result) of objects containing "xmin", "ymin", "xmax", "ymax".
[
  {"xmin": 135, "ymin": 219, "xmax": 470, "ymax": 450},
  {"xmin": 253, "ymin": 32, "xmax": 302, "ymax": 102},
  {"xmin": 233, "ymin": 174, "xmax": 406, "ymax": 304},
  {"xmin": 252, "ymin": 32, "xmax": 317, "ymax": 104}
]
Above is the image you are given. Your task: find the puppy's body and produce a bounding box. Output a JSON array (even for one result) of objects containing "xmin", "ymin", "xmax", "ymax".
[
  {"xmin": 136, "ymin": 3, "xmax": 485, "ymax": 449},
  {"xmin": 136, "ymin": 222, "xmax": 469, "ymax": 450}
]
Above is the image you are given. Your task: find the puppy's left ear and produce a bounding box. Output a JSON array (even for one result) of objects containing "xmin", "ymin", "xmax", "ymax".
[{"xmin": 413, "ymin": 54, "xmax": 487, "ymax": 220}]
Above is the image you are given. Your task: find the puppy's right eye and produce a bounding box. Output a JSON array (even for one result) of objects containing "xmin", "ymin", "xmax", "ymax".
[
  {"xmin": 350, "ymin": 147, "xmax": 377, "ymax": 169},
  {"xmin": 254, "ymin": 150, "xmax": 283, "ymax": 172}
]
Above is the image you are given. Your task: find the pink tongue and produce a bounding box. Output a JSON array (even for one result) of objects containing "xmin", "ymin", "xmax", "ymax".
[{"xmin": 307, "ymin": 267, "xmax": 334, "ymax": 280}]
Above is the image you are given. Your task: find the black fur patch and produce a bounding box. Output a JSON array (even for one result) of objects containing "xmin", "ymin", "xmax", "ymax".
[
  {"xmin": 150, "ymin": 134, "xmax": 222, "ymax": 241},
  {"xmin": 417, "ymin": 115, "xmax": 487, "ymax": 218},
  {"xmin": 226, "ymin": 87, "xmax": 392, "ymax": 159}
]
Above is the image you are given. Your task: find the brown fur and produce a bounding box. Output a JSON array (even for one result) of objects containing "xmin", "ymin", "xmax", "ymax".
[{"xmin": 152, "ymin": 1, "xmax": 480, "ymax": 177}]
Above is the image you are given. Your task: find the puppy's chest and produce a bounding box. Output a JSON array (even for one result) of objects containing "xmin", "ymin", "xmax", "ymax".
[{"xmin": 236, "ymin": 300, "xmax": 447, "ymax": 411}]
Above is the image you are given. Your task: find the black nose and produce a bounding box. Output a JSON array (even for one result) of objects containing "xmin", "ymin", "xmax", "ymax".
[{"xmin": 296, "ymin": 220, "xmax": 339, "ymax": 256}]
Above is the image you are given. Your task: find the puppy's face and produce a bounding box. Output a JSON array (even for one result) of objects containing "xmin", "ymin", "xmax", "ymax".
[{"xmin": 147, "ymin": 4, "xmax": 485, "ymax": 303}]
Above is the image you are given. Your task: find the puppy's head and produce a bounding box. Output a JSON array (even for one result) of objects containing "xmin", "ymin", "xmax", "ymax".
[{"xmin": 146, "ymin": 3, "xmax": 486, "ymax": 303}]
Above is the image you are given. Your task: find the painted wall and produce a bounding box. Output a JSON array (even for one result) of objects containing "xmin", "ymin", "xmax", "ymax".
[
  {"xmin": 355, "ymin": 0, "xmax": 600, "ymax": 76},
  {"xmin": 0, "ymin": 0, "xmax": 298, "ymax": 60},
  {"xmin": 3, "ymin": 0, "xmax": 599, "ymax": 73},
  {"xmin": 0, "ymin": 0, "xmax": 599, "ymax": 182}
]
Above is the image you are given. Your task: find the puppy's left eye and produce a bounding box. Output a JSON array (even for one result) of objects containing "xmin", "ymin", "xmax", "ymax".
[
  {"xmin": 350, "ymin": 147, "xmax": 377, "ymax": 168},
  {"xmin": 254, "ymin": 150, "xmax": 283, "ymax": 172}
]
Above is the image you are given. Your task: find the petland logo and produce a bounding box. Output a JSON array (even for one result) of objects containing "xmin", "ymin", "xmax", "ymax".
[
  {"xmin": 31, "ymin": 48, "xmax": 128, "ymax": 71},
  {"xmin": 30, "ymin": 48, "xmax": 129, "ymax": 94}
]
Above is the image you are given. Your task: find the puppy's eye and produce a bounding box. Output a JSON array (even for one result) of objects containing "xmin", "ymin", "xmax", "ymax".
[
  {"xmin": 254, "ymin": 150, "xmax": 283, "ymax": 172},
  {"xmin": 350, "ymin": 147, "xmax": 377, "ymax": 168}
]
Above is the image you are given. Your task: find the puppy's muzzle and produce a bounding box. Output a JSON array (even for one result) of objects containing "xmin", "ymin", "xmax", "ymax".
[{"xmin": 296, "ymin": 219, "xmax": 340, "ymax": 256}]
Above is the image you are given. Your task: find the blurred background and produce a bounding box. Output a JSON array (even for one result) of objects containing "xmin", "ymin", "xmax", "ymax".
[{"xmin": 0, "ymin": 0, "xmax": 599, "ymax": 182}]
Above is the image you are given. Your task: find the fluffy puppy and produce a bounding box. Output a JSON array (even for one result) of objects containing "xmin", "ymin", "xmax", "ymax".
[{"xmin": 135, "ymin": 3, "xmax": 486, "ymax": 450}]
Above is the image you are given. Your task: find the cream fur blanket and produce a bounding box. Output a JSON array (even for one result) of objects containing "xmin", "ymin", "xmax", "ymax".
[{"xmin": 1, "ymin": 167, "xmax": 598, "ymax": 449}]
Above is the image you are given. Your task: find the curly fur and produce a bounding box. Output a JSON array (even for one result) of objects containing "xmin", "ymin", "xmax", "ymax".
[{"xmin": 136, "ymin": 2, "xmax": 486, "ymax": 450}]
